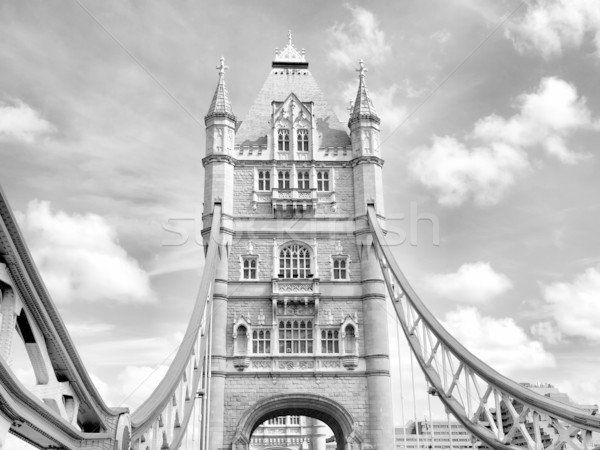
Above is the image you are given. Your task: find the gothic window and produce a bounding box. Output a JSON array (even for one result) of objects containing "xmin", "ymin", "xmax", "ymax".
[
  {"xmin": 321, "ymin": 329, "xmax": 339, "ymax": 354},
  {"xmin": 332, "ymin": 257, "xmax": 348, "ymax": 280},
  {"xmin": 297, "ymin": 129, "xmax": 309, "ymax": 151},
  {"xmin": 258, "ymin": 170, "xmax": 271, "ymax": 191},
  {"xmin": 297, "ymin": 170, "xmax": 310, "ymax": 190},
  {"xmin": 344, "ymin": 325, "xmax": 356, "ymax": 355},
  {"xmin": 279, "ymin": 243, "xmax": 311, "ymax": 278},
  {"xmin": 242, "ymin": 257, "xmax": 258, "ymax": 280},
  {"xmin": 289, "ymin": 416, "xmax": 300, "ymax": 425},
  {"xmin": 235, "ymin": 325, "xmax": 248, "ymax": 356},
  {"xmin": 278, "ymin": 170, "xmax": 290, "ymax": 189},
  {"xmin": 278, "ymin": 129, "xmax": 290, "ymax": 151},
  {"xmin": 279, "ymin": 320, "xmax": 313, "ymax": 353},
  {"xmin": 317, "ymin": 171, "xmax": 330, "ymax": 191},
  {"xmin": 252, "ymin": 329, "xmax": 271, "ymax": 354}
]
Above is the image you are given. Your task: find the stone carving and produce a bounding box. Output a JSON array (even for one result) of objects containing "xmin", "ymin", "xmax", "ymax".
[
  {"xmin": 278, "ymin": 360, "xmax": 315, "ymax": 370},
  {"xmin": 278, "ymin": 283, "xmax": 312, "ymax": 293},
  {"xmin": 252, "ymin": 360, "xmax": 271, "ymax": 369},
  {"xmin": 321, "ymin": 360, "xmax": 341, "ymax": 368}
]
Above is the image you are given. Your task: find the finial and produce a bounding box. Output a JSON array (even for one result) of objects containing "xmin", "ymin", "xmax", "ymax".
[
  {"xmin": 346, "ymin": 100, "xmax": 354, "ymax": 113},
  {"xmin": 288, "ymin": 29, "xmax": 293, "ymax": 46},
  {"xmin": 301, "ymin": 48, "xmax": 305, "ymax": 56},
  {"xmin": 275, "ymin": 47, "xmax": 279, "ymax": 56},
  {"xmin": 216, "ymin": 56, "xmax": 228, "ymax": 76},
  {"xmin": 356, "ymin": 59, "xmax": 368, "ymax": 78}
]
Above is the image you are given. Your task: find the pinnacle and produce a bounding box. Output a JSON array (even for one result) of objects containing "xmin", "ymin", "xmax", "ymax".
[
  {"xmin": 206, "ymin": 56, "xmax": 235, "ymax": 120},
  {"xmin": 349, "ymin": 59, "xmax": 379, "ymax": 124}
]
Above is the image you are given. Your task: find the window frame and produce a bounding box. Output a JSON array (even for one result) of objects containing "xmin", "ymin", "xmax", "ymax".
[
  {"xmin": 257, "ymin": 170, "xmax": 271, "ymax": 191},
  {"xmin": 317, "ymin": 170, "xmax": 330, "ymax": 192},
  {"xmin": 297, "ymin": 129, "xmax": 309, "ymax": 152},
  {"xmin": 332, "ymin": 256, "xmax": 348, "ymax": 280},
  {"xmin": 277, "ymin": 129, "xmax": 290, "ymax": 151},
  {"xmin": 252, "ymin": 328, "xmax": 271, "ymax": 354},
  {"xmin": 297, "ymin": 170, "xmax": 310, "ymax": 190},
  {"xmin": 320, "ymin": 328, "xmax": 340, "ymax": 354},
  {"xmin": 278, "ymin": 319, "xmax": 313, "ymax": 354},
  {"xmin": 277, "ymin": 170, "xmax": 291, "ymax": 189},
  {"xmin": 279, "ymin": 243, "xmax": 311, "ymax": 279}
]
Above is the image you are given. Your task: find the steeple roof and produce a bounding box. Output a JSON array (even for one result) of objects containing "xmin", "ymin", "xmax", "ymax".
[
  {"xmin": 235, "ymin": 34, "xmax": 350, "ymax": 148},
  {"xmin": 206, "ymin": 56, "xmax": 235, "ymax": 121},
  {"xmin": 349, "ymin": 60, "xmax": 379, "ymax": 125}
]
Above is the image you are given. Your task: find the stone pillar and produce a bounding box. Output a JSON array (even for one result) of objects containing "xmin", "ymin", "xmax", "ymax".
[
  {"xmin": 209, "ymin": 233, "xmax": 231, "ymax": 450},
  {"xmin": 310, "ymin": 418, "xmax": 327, "ymax": 450},
  {"xmin": 359, "ymin": 236, "xmax": 394, "ymax": 449}
]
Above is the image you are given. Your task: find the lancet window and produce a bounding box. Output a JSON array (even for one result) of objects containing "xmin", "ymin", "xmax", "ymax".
[
  {"xmin": 278, "ymin": 319, "xmax": 313, "ymax": 354},
  {"xmin": 279, "ymin": 243, "xmax": 311, "ymax": 279}
]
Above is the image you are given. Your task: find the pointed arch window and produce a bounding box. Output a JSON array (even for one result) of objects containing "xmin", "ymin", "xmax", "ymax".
[
  {"xmin": 297, "ymin": 129, "xmax": 309, "ymax": 152},
  {"xmin": 252, "ymin": 329, "xmax": 271, "ymax": 354},
  {"xmin": 278, "ymin": 129, "xmax": 290, "ymax": 151},
  {"xmin": 317, "ymin": 171, "xmax": 330, "ymax": 191},
  {"xmin": 279, "ymin": 243, "xmax": 311, "ymax": 278},
  {"xmin": 279, "ymin": 320, "xmax": 313, "ymax": 353},
  {"xmin": 321, "ymin": 329, "xmax": 339, "ymax": 354},
  {"xmin": 278, "ymin": 171, "xmax": 290, "ymax": 189},
  {"xmin": 258, "ymin": 170, "xmax": 271, "ymax": 191},
  {"xmin": 297, "ymin": 170, "xmax": 310, "ymax": 190}
]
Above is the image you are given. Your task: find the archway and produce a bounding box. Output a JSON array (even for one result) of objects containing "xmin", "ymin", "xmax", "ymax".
[{"xmin": 233, "ymin": 394, "xmax": 361, "ymax": 450}]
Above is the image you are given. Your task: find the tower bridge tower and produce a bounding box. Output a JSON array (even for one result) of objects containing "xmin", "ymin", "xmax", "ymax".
[{"xmin": 202, "ymin": 34, "xmax": 392, "ymax": 450}]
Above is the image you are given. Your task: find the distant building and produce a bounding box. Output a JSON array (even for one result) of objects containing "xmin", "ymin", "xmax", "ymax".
[
  {"xmin": 250, "ymin": 415, "xmax": 334, "ymax": 450},
  {"xmin": 395, "ymin": 420, "xmax": 475, "ymax": 449}
]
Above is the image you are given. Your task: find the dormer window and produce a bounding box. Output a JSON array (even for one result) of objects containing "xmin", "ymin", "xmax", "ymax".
[
  {"xmin": 297, "ymin": 171, "xmax": 310, "ymax": 190},
  {"xmin": 297, "ymin": 129, "xmax": 309, "ymax": 151},
  {"xmin": 278, "ymin": 171, "xmax": 290, "ymax": 189},
  {"xmin": 278, "ymin": 129, "xmax": 290, "ymax": 151},
  {"xmin": 279, "ymin": 243, "xmax": 311, "ymax": 278}
]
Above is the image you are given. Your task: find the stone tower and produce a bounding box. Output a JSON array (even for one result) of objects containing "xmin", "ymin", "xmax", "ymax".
[{"xmin": 202, "ymin": 33, "xmax": 393, "ymax": 450}]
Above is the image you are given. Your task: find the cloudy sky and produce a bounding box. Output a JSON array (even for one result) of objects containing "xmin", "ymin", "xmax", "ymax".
[{"xmin": 2, "ymin": 0, "xmax": 600, "ymax": 445}]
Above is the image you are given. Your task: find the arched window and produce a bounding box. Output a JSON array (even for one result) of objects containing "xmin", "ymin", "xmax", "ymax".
[
  {"xmin": 297, "ymin": 171, "xmax": 310, "ymax": 190},
  {"xmin": 258, "ymin": 170, "xmax": 270, "ymax": 191},
  {"xmin": 279, "ymin": 243, "xmax": 311, "ymax": 278},
  {"xmin": 252, "ymin": 329, "xmax": 271, "ymax": 354},
  {"xmin": 321, "ymin": 329, "xmax": 339, "ymax": 353},
  {"xmin": 297, "ymin": 129, "xmax": 309, "ymax": 151},
  {"xmin": 317, "ymin": 171, "xmax": 329, "ymax": 191},
  {"xmin": 344, "ymin": 325, "xmax": 356, "ymax": 355},
  {"xmin": 278, "ymin": 171, "xmax": 290, "ymax": 189},
  {"xmin": 332, "ymin": 257, "xmax": 348, "ymax": 280},
  {"xmin": 278, "ymin": 129, "xmax": 290, "ymax": 151},
  {"xmin": 236, "ymin": 325, "xmax": 248, "ymax": 355},
  {"xmin": 279, "ymin": 320, "xmax": 313, "ymax": 353}
]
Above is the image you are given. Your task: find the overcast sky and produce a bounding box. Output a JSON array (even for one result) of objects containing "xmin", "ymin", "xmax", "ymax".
[{"xmin": 2, "ymin": 1, "xmax": 600, "ymax": 446}]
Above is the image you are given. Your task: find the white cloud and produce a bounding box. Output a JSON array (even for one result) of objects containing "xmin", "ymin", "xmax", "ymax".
[
  {"xmin": 328, "ymin": 5, "xmax": 391, "ymax": 67},
  {"xmin": 427, "ymin": 262, "xmax": 513, "ymax": 304},
  {"xmin": 507, "ymin": 0, "xmax": 600, "ymax": 59},
  {"xmin": 542, "ymin": 267, "xmax": 600, "ymax": 342},
  {"xmin": 409, "ymin": 136, "xmax": 529, "ymax": 206},
  {"xmin": 410, "ymin": 77, "xmax": 597, "ymax": 206},
  {"xmin": 472, "ymin": 77, "xmax": 596, "ymax": 164},
  {"xmin": 369, "ymin": 84, "xmax": 410, "ymax": 133},
  {"xmin": 530, "ymin": 321, "xmax": 563, "ymax": 345},
  {"xmin": 443, "ymin": 307, "xmax": 556, "ymax": 376},
  {"xmin": 16, "ymin": 200, "xmax": 153, "ymax": 303},
  {"xmin": 0, "ymin": 99, "xmax": 55, "ymax": 143}
]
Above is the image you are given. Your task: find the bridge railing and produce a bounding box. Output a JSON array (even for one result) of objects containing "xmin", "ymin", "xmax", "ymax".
[
  {"xmin": 130, "ymin": 203, "xmax": 222, "ymax": 450},
  {"xmin": 367, "ymin": 206, "xmax": 600, "ymax": 450}
]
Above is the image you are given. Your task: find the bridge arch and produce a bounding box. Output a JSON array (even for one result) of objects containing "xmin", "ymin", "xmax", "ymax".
[{"xmin": 233, "ymin": 393, "xmax": 361, "ymax": 450}]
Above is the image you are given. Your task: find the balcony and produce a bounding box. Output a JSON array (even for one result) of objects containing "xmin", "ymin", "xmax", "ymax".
[{"xmin": 252, "ymin": 188, "xmax": 318, "ymax": 216}]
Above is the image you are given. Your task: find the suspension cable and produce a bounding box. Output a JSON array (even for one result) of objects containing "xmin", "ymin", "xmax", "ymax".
[
  {"xmin": 396, "ymin": 317, "xmax": 408, "ymax": 450},
  {"xmin": 428, "ymin": 383, "xmax": 435, "ymax": 450},
  {"xmin": 410, "ymin": 351, "xmax": 421, "ymax": 450}
]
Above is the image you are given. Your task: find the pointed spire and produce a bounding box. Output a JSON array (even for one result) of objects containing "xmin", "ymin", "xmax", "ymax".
[
  {"xmin": 206, "ymin": 56, "xmax": 235, "ymax": 120},
  {"xmin": 349, "ymin": 59, "xmax": 379, "ymax": 125}
]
